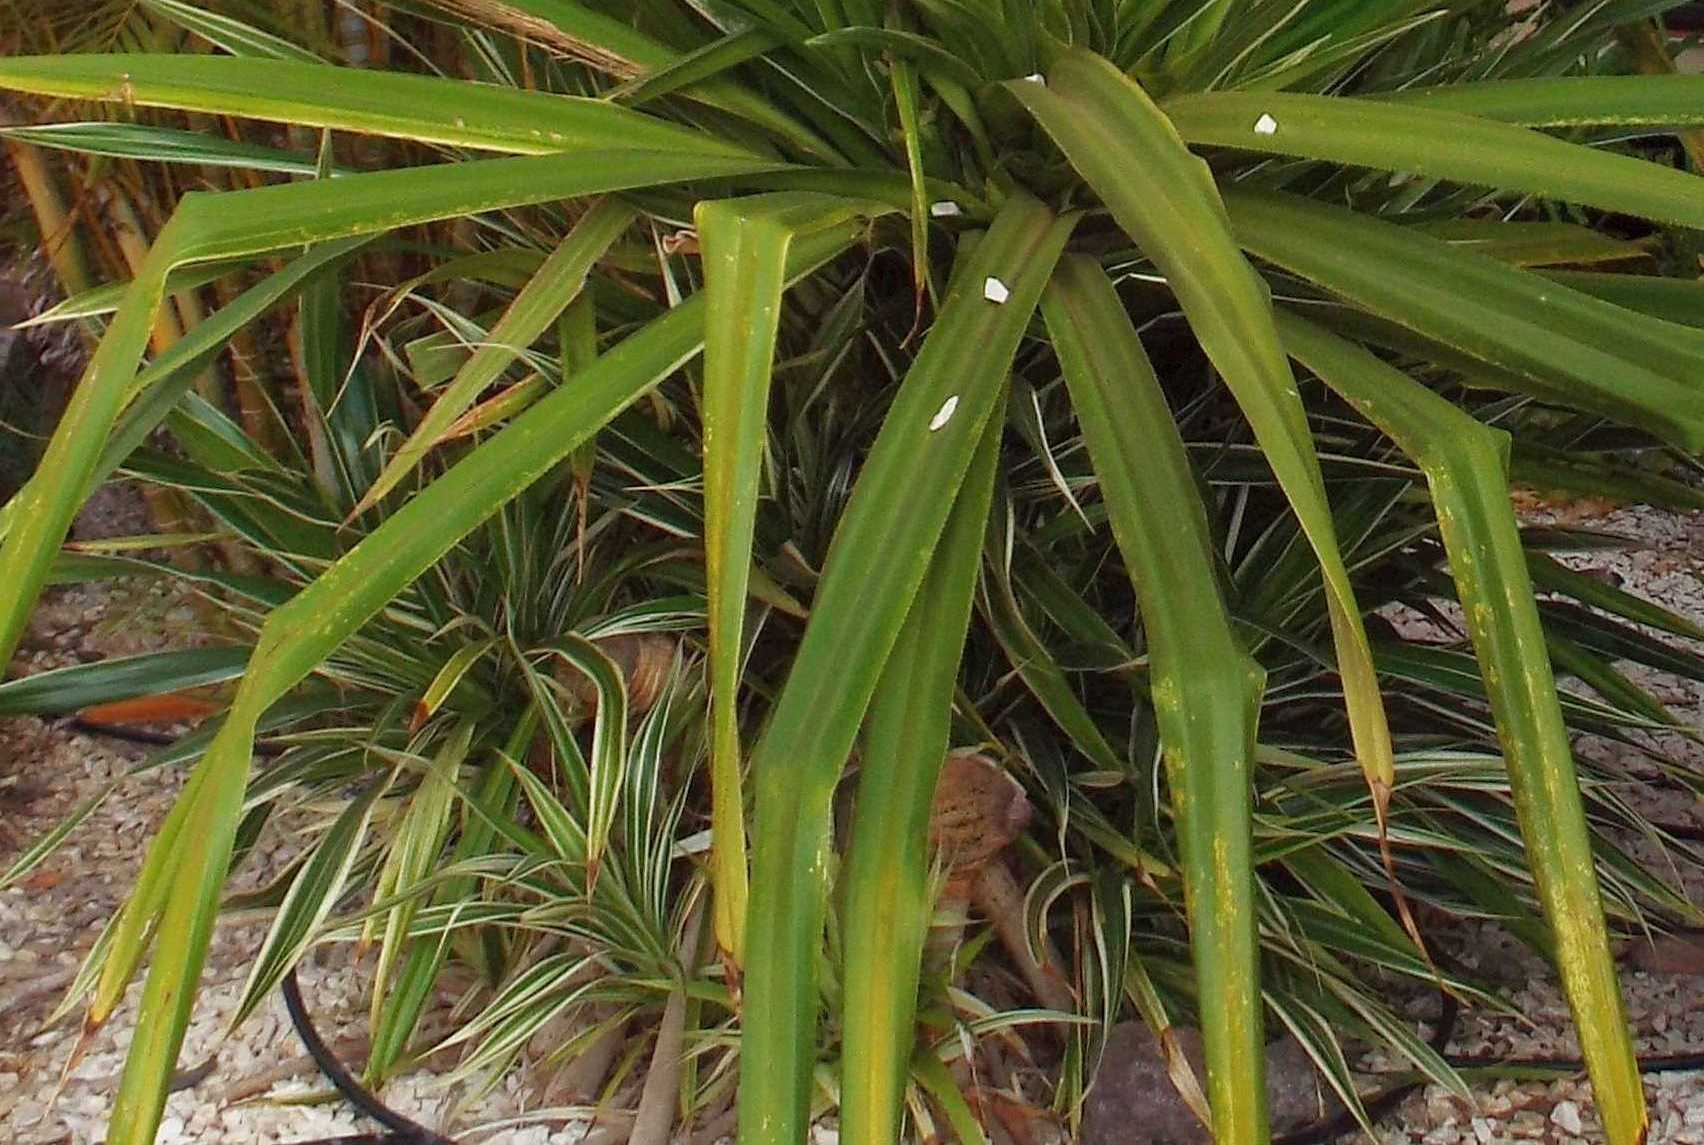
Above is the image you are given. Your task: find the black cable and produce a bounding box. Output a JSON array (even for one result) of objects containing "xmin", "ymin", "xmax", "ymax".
[
  {"xmin": 69, "ymin": 718, "xmax": 181, "ymax": 747},
  {"xmin": 1277, "ymin": 985, "xmax": 1704, "ymax": 1144},
  {"xmin": 281, "ymin": 967, "xmax": 457, "ymax": 1145},
  {"xmin": 68, "ymin": 716, "xmax": 288, "ymax": 755},
  {"xmin": 1275, "ymin": 990, "xmax": 1460, "ymax": 1145}
]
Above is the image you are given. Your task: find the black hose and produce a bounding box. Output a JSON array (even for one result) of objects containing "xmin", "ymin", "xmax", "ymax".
[
  {"xmin": 69, "ymin": 716, "xmax": 287, "ymax": 755},
  {"xmin": 281, "ymin": 967, "xmax": 457, "ymax": 1145},
  {"xmin": 1277, "ymin": 983, "xmax": 1704, "ymax": 1143},
  {"xmin": 1274, "ymin": 990, "xmax": 1461, "ymax": 1145}
]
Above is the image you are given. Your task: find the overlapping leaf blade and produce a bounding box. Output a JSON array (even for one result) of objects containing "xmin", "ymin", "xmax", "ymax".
[
  {"xmin": 357, "ymin": 198, "xmax": 637, "ymax": 514},
  {"xmin": 0, "ymin": 147, "xmax": 786, "ymax": 674},
  {"xmin": 694, "ymin": 191, "xmax": 888, "ymax": 962},
  {"xmin": 1277, "ymin": 312, "xmax": 1646, "ymax": 1145},
  {"xmin": 739, "ymin": 194, "xmax": 1075, "ymax": 1145},
  {"xmin": 1387, "ymin": 74, "xmax": 1704, "ymax": 126},
  {"xmin": 839, "ymin": 411, "xmax": 1002, "ymax": 1145},
  {"xmin": 1043, "ymin": 254, "xmax": 1268, "ymax": 1145},
  {"xmin": 1223, "ymin": 188, "xmax": 1704, "ymax": 450},
  {"xmin": 1010, "ymin": 46, "xmax": 1395, "ymax": 860}
]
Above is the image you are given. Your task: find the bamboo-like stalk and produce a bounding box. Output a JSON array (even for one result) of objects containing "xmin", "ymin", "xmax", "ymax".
[
  {"xmin": 2, "ymin": 111, "xmax": 93, "ymax": 297},
  {"xmin": 208, "ymin": 269, "xmax": 289, "ymax": 456}
]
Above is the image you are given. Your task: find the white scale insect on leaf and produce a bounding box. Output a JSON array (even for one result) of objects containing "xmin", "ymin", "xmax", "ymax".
[
  {"xmin": 983, "ymin": 277, "xmax": 1010, "ymax": 304},
  {"xmin": 1253, "ymin": 113, "xmax": 1278, "ymax": 136},
  {"xmin": 929, "ymin": 395, "xmax": 960, "ymax": 432}
]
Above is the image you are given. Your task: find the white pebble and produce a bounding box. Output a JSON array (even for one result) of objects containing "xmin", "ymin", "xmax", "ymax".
[
  {"xmin": 1022, "ymin": 72, "xmax": 1045, "ymax": 85},
  {"xmin": 983, "ymin": 276, "xmax": 1010, "ymax": 304},
  {"xmin": 929, "ymin": 200, "xmax": 961, "ymax": 218},
  {"xmin": 1552, "ymin": 1102, "xmax": 1583, "ymax": 1135},
  {"xmin": 929, "ymin": 396, "xmax": 960, "ymax": 432},
  {"xmin": 1254, "ymin": 113, "xmax": 1278, "ymax": 135}
]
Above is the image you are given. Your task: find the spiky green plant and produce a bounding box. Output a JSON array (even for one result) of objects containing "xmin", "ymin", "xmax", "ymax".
[{"xmin": 4, "ymin": 3, "xmax": 1704, "ymax": 1144}]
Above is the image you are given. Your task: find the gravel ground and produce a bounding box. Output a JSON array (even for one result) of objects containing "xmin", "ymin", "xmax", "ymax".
[
  {"xmin": 1, "ymin": 508, "xmax": 1703, "ymax": 1144},
  {"xmin": 1374, "ymin": 503, "xmax": 1704, "ymax": 1145},
  {"xmin": 0, "ymin": 584, "xmax": 593, "ymax": 1145}
]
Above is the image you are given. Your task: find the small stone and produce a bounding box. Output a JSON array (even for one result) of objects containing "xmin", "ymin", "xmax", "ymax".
[
  {"xmin": 983, "ymin": 276, "xmax": 1010, "ymax": 304},
  {"xmin": 1552, "ymin": 1100, "xmax": 1583, "ymax": 1134},
  {"xmin": 1509, "ymin": 1110, "xmax": 1547, "ymax": 1138},
  {"xmin": 929, "ymin": 200, "xmax": 961, "ymax": 218},
  {"xmin": 1253, "ymin": 113, "xmax": 1278, "ymax": 135}
]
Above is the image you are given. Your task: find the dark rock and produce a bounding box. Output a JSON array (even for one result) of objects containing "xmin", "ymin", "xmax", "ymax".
[
  {"xmin": 1625, "ymin": 931, "xmax": 1704, "ymax": 975},
  {"xmin": 70, "ymin": 479, "xmax": 154, "ymax": 541},
  {"xmin": 1081, "ymin": 1023, "xmax": 1342, "ymax": 1145},
  {"xmin": 0, "ymin": 272, "xmax": 77, "ymax": 501},
  {"xmin": 0, "ymin": 275, "xmax": 29, "ymax": 328},
  {"xmin": 0, "ymin": 324, "xmax": 41, "ymax": 499}
]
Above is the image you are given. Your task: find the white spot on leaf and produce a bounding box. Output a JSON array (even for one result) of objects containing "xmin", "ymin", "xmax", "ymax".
[
  {"xmin": 929, "ymin": 395, "xmax": 960, "ymax": 432},
  {"xmin": 1023, "ymin": 72, "xmax": 1045, "ymax": 85},
  {"xmin": 983, "ymin": 276, "xmax": 1010, "ymax": 304},
  {"xmin": 1253, "ymin": 113, "xmax": 1278, "ymax": 135}
]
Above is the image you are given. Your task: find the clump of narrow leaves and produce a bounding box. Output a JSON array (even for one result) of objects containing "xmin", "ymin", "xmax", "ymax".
[{"xmin": 4, "ymin": 3, "xmax": 1704, "ymax": 1144}]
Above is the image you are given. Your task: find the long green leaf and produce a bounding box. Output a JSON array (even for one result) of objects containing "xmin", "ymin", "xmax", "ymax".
[
  {"xmin": 93, "ymin": 221, "xmax": 863, "ymax": 1145},
  {"xmin": 1222, "ymin": 188, "xmax": 1704, "ymax": 450},
  {"xmin": 1387, "ymin": 74, "xmax": 1704, "ymax": 126},
  {"xmin": 839, "ymin": 410, "xmax": 1001, "ymax": 1145},
  {"xmin": 428, "ymin": 0, "xmax": 845, "ymax": 162},
  {"xmin": 0, "ymin": 646, "xmax": 249, "ymax": 715},
  {"xmin": 1043, "ymin": 254, "xmax": 1268, "ymax": 1145},
  {"xmin": 0, "ymin": 122, "xmax": 333, "ymax": 175},
  {"xmin": 0, "ymin": 54, "xmax": 754, "ymax": 157},
  {"xmin": 1276, "ymin": 312, "xmax": 1645, "ymax": 1145},
  {"xmin": 739, "ymin": 195, "xmax": 1075, "ymax": 1145},
  {"xmin": 1162, "ymin": 89, "xmax": 1704, "ymax": 230},
  {"xmin": 1010, "ymin": 47, "xmax": 1395, "ymax": 843},
  {"xmin": 695, "ymin": 191, "xmax": 888, "ymax": 962},
  {"xmin": 139, "ymin": 0, "xmax": 324, "ymax": 61},
  {"xmin": 1528, "ymin": 552, "xmax": 1704, "ymax": 645}
]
